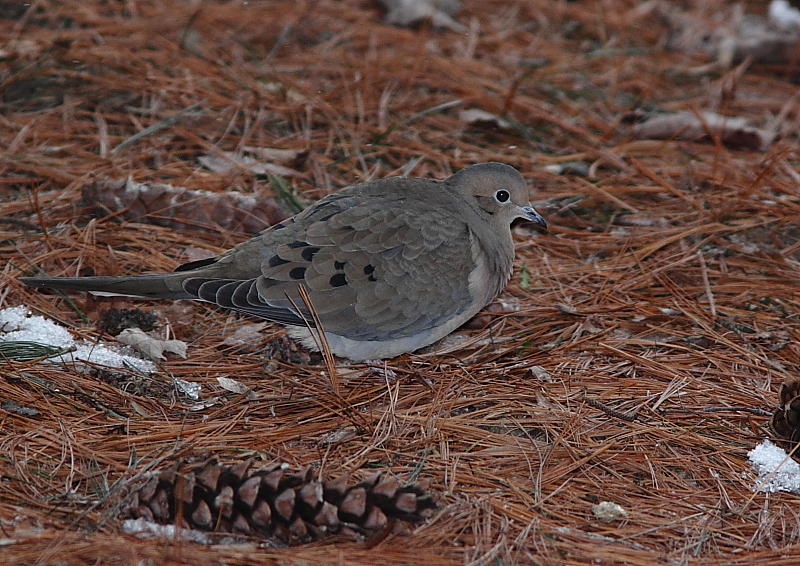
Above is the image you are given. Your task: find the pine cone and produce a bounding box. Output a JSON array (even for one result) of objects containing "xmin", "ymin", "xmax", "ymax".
[
  {"xmin": 770, "ymin": 379, "xmax": 800, "ymax": 447},
  {"xmin": 124, "ymin": 458, "xmax": 436, "ymax": 543}
]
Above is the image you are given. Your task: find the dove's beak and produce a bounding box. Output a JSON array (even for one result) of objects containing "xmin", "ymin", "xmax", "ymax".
[{"xmin": 520, "ymin": 205, "xmax": 548, "ymax": 231}]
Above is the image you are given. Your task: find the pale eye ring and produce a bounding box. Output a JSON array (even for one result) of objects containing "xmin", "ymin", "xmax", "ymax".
[{"xmin": 494, "ymin": 189, "xmax": 510, "ymax": 203}]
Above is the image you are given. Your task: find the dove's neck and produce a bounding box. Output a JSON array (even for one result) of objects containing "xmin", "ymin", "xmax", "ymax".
[
  {"xmin": 467, "ymin": 228, "xmax": 514, "ymax": 307},
  {"xmin": 446, "ymin": 190, "xmax": 515, "ymax": 304}
]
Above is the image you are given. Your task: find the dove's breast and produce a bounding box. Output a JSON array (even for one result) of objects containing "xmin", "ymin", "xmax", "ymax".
[{"xmin": 287, "ymin": 230, "xmax": 507, "ymax": 360}]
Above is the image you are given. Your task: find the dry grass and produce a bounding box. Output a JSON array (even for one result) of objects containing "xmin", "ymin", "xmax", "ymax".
[{"xmin": 2, "ymin": 1, "xmax": 800, "ymax": 564}]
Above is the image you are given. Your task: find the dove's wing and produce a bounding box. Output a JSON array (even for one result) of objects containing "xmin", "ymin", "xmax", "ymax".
[{"xmin": 183, "ymin": 180, "xmax": 476, "ymax": 341}]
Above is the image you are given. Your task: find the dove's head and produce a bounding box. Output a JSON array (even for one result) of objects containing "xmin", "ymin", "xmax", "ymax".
[{"xmin": 450, "ymin": 162, "xmax": 547, "ymax": 231}]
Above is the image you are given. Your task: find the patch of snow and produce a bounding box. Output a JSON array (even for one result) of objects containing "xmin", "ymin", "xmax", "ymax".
[
  {"xmin": 592, "ymin": 501, "xmax": 628, "ymax": 522},
  {"xmin": 121, "ymin": 518, "xmax": 210, "ymax": 544},
  {"xmin": 175, "ymin": 378, "xmax": 201, "ymax": 400},
  {"xmin": 769, "ymin": 0, "xmax": 800, "ymax": 29},
  {"xmin": 0, "ymin": 306, "xmax": 155, "ymax": 373},
  {"xmin": 748, "ymin": 439, "xmax": 800, "ymax": 493}
]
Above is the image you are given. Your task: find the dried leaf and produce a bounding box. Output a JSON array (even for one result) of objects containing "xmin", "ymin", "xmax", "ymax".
[
  {"xmin": 380, "ymin": 0, "xmax": 464, "ymax": 31},
  {"xmin": 616, "ymin": 214, "xmax": 668, "ymax": 227},
  {"xmin": 632, "ymin": 111, "xmax": 775, "ymax": 151},
  {"xmin": 117, "ymin": 328, "xmax": 188, "ymax": 361},
  {"xmin": 82, "ymin": 178, "xmax": 289, "ymax": 233},
  {"xmin": 529, "ymin": 366, "xmax": 551, "ymax": 380},
  {"xmin": 659, "ymin": 308, "xmax": 681, "ymax": 316},
  {"xmin": 241, "ymin": 146, "xmax": 306, "ymax": 164},
  {"xmin": 0, "ymin": 39, "xmax": 41, "ymax": 60},
  {"xmin": 221, "ymin": 323, "xmax": 269, "ymax": 348},
  {"xmin": 1, "ymin": 400, "xmax": 40, "ymax": 417},
  {"xmin": 592, "ymin": 501, "xmax": 628, "ymax": 522},
  {"xmin": 198, "ymin": 152, "xmax": 300, "ymax": 178},
  {"xmin": 543, "ymin": 162, "xmax": 590, "ymax": 177},
  {"xmin": 458, "ymin": 108, "xmax": 510, "ymax": 129},
  {"xmin": 665, "ymin": 3, "xmax": 800, "ymax": 65},
  {"xmin": 317, "ymin": 426, "xmax": 359, "ymax": 445},
  {"xmin": 129, "ymin": 400, "xmax": 153, "ymax": 417},
  {"xmin": 216, "ymin": 377, "xmax": 250, "ymax": 395},
  {"xmin": 558, "ymin": 303, "xmax": 578, "ymax": 315}
]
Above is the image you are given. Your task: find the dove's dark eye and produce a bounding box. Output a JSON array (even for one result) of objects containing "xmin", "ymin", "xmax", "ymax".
[{"xmin": 494, "ymin": 189, "xmax": 510, "ymax": 203}]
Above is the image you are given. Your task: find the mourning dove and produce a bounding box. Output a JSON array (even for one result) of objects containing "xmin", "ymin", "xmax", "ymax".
[{"xmin": 20, "ymin": 162, "xmax": 546, "ymax": 360}]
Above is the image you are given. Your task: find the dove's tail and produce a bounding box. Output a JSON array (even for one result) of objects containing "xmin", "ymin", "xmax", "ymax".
[{"xmin": 19, "ymin": 273, "xmax": 196, "ymax": 300}]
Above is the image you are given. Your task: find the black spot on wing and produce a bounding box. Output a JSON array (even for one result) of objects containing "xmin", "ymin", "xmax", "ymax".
[
  {"xmin": 289, "ymin": 267, "xmax": 306, "ymax": 279},
  {"xmin": 269, "ymin": 255, "xmax": 289, "ymax": 267},
  {"xmin": 363, "ymin": 265, "xmax": 374, "ymax": 275},
  {"xmin": 329, "ymin": 273, "xmax": 347, "ymax": 288},
  {"xmin": 287, "ymin": 241, "xmax": 308, "ymax": 248},
  {"xmin": 334, "ymin": 261, "xmax": 346, "ymax": 270},
  {"xmin": 301, "ymin": 246, "xmax": 320, "ymax": 261}
]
